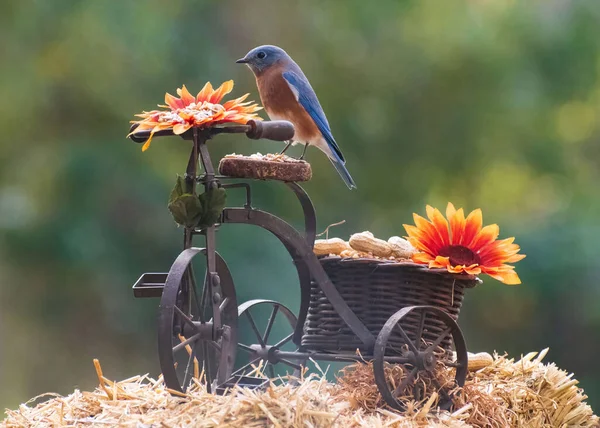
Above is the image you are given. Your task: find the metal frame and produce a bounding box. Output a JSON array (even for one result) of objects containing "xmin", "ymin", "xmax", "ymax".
[
  {"xmin": 170, "ymin": 125, "xmax": 374, "ymax": 352},
  {"xmin": 130, "ymin": 122, "xmax": 468, "ymax": 410}
]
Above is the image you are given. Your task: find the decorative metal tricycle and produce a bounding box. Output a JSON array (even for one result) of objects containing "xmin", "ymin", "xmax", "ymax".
[{"xmin": 129, "ymin": 121, "xmax": 477, "ymax": 411}]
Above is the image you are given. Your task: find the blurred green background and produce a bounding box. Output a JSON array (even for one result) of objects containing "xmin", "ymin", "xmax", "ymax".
[{"xmin": 1, "ymin": 0, "xmax": 599, "ymax": 414}]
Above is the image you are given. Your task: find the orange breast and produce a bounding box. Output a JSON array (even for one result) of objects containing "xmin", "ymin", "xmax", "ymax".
[{"xmin": 256, "ymin": 67, "xmax": 321, "ymax": 142}]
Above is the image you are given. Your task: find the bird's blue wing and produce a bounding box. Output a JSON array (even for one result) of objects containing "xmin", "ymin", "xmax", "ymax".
[{"xmin": 282, "ymin": 70, "xmax": 345, "ymax": 163}]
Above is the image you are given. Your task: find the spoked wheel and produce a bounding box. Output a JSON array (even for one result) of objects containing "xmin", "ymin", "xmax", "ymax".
[
  {"xmin": 158, "ymin": 248, "xmax": 238, "ymax": 394},
  {"xmin": 234, "ymin": 300, "xmax": 302, "ymax": 379},
  {"xmin": 373, "ymin": 305, "xmax": 468, "ymax": 411}
]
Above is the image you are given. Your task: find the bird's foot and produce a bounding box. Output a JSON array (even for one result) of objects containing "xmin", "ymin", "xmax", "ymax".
[
  {"xmin": 297, "ymin": 143, "xmax": 309, "ymax": 161},
  {"xmin": 279, "ymin": 140, "xmax": 293, "ymax": 155}
]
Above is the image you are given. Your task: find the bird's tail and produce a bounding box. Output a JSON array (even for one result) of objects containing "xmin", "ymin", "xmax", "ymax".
[{"xmin": 328, "ymin": 154, "xmax": 356, "ymax": 189}]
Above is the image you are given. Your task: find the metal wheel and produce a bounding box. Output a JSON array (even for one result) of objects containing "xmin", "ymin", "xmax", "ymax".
[
  {"xmin": 158, "ymin": 248, "xmax": 238, "ymax": 393},
  {"xmin": 234, "ymin": 300, "xmax": 301, "ymax": 379},
  {"xmin": 373, "ymin": 305, "xmax": 468, "ymax": 411}
]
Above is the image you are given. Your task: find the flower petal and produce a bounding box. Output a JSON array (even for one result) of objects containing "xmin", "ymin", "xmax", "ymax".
[
  {"xmin": 471, "ymin": 224, "xmax": 500, "ymax": 251},
  {"xmin": 196, "ymin": 82, "xmax": 214, "ymax": 102},
  {"xmin": 448, "ymin": 205, "xmax": 466, "ymax": 246},
  {"xmin": 173, "ymin": 123, "xmax": 191, "ymax": 135},
  {"xmin": 404, "ymin": 224, "xmax": 440, "ymax": 255},
  {"xmin": 223, "ymin": 93, "xmax": 249, "ymax": 109},
  {"xmin": 412, "ymin": 214, "xmax": 444, "ymax": 252},
  {"xmin": 483, "ymin": 268, "xmax": 521, "ymax": 285},
  {"xmin": 506, "ymin": 253, "xmax": 526, "ymax": 263},
  {"xmin": 209, "ymin": 80, "xmax": 234, "ymax": 103},
  {"xmin": 446, "ymin": 203, "xmax": 456, "ymax": 222},
  {"xmin": 178, "ymin": 85, "xmax": 195, "ymax": 106},
  {"xmin": 447, "ymin": 265, "xmax": 467, "ymax": 274},
  {"xmin": 412, "ymin": 252, "xmax": 433, "ymax": 264},
  {"xmin": 463, "ymin": 264, "xmax": 482, "ymax": 275},
  {"xmin": 426, "ymin": 205, "xmax": 435, "ymax": 221},
  {"xmin": 462, "ymin": 208, "xmax": 482, "ymax": 246},
  {"xmin": 429, "ymin": 207, "xmax": 450, "ymax": 247},
  {"xmin": 430, "ymin": 255, "xmax": 451, "ymax": 269},
  {"xmin": 165, "ymin": 92, "xmax": 183, "ymax": 110},
  {"xmin": 141, "ymin": 139, "xmax": 152, "ymax": 151}
]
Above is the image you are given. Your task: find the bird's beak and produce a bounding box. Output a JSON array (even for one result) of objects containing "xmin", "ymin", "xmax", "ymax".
[{"xmin": 236, "ymin": 57, "xmax": 249, "ymax": 64}]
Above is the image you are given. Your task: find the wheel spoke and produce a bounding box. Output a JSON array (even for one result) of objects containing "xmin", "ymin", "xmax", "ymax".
[
  {"xmin": 199, "ymin": 271, "xmax": 210, "ymax": 323},
  {"xmin": 203, "ymin": 343, "xmax": 213, "ymax": 393},
  {"xmin": 393, "ymin": 367, "xmax": 418, "ymax": 398},
  {"xmin": 431, "ymin": 377, "xmax": 452, "ymax": 402},
  {"xmin": 426, "ymin": 327, "xmax": 453, "ymax": 353},
  {"xmin": 174, "ymin": 306, "xmax": 200, "ymax": 333},
  {"xmin": 232, "ymin": 357, "xmax": 261, "ymax": 376},
  {"xmin": 394, "ymin": 324, "xmax": 419, "ymax": 354},
  {"xmin": 263, "ymin": 305, "xmax": 279, "ymax": 344},
  {"xmin": 182, "ymin": 346, "xmax": 195, "ymax": 390},
  {"xmin": 274, "ymin": 333, "xmax": 294, "ymax": 348},
  {"xmin": 444, "ymin": 360, "xmax": 464, "ymax": 368},
  {"xmin": 415, "ymin": 309, "xmax": 427, "ymax": 349},
  {"xmin": 279, "ymin": 358, "xmax": 301, "ymax": 370},
  {"xmin": 188, "ymin": 268, "xmax": 202, "ymax": 319},
  {"xmin": 385, "ymin": 356, "xmax": 412, "ymax": 365},
  {"xmin": 173, "ymin": 333, "xmax": 201, "ymax": 353},
  {"xmin": 233, "ymin": 302, "xmax": 296, "ymax": 382},
  {"xmin": 219, "ymin": 297, "xmax": 230, "ymax": 313},
  {"xmin": 245, "ymin": 311, "xmax": 266, "ymax": 347},
  {"xmin": 238, "ymin": 343, "xmax": 254, "ymax": 353},
  {"xmin": 160, "ymin": 250, "xmax": 240, "ymax": 396}
]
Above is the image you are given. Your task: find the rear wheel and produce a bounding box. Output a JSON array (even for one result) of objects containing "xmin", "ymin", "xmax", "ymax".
[
  {"xmin": 373, "ymin": 305, "xmax": 468, "ymax": 411},
  {"xmin": 234, "ymin": 300, "xmax": 301, "ymax": 378}
]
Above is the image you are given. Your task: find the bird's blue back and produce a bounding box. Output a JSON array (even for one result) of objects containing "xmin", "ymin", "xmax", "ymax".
[{"xmin": 281, "ymin": 64, "xmax": 346, "ymax": 163}]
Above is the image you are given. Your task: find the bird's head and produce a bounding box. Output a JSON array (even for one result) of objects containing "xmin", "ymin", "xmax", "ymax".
[{"xmin": 236, "ymin": 45, "xmax": 290, "ymax": 75}]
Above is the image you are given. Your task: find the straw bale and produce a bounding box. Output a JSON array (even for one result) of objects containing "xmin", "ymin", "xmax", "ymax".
[
  {"xmin": 337, "ymin": 348, "xmax": 598, "ymax": 428},
  {"xmin": 1, "ymin": 349, "xmax": 597, "ymax": 428}
]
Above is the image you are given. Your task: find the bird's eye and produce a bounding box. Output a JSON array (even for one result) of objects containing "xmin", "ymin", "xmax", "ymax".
[{"xmin": 256, "ymin": 51, "xmax": 266, "ymax": 59}]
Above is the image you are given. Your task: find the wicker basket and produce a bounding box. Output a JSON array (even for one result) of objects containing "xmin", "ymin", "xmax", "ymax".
[{"xmin": 301, "ymin": 257, "xmax": 479, "ymax": 353}]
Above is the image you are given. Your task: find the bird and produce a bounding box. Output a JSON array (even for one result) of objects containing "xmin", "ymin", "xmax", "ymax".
[{"xmin": 236, "ymin": 45, "xmax": 356, "ymax": 189}]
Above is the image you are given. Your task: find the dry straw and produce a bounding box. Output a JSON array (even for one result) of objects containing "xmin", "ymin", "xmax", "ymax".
[{"xmin": 2, "ymin": 349, "xmax": 597, "ymax": 427}]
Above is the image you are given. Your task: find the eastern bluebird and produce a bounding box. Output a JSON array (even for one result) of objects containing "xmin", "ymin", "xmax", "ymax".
[{"xmin": 236, "ymin": 45, "xmax": 356, "ymax": 189}]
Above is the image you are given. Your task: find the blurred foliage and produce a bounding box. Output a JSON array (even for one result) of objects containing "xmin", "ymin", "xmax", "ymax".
[{"xmin": 1, "ymin": 0, "xmax": 600, "ymax": 413}]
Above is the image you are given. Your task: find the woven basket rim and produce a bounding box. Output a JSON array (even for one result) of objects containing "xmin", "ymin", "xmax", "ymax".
[{"xmin": 318, "ymin": 256, "xmax": 482, "ymax": 285}]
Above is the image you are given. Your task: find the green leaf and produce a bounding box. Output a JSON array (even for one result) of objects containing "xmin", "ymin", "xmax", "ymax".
[
  {"xmin": 168, "ymin": 175, "xmax": 185, "ymax": 206},
  {"xmin": 168, "ymin": 193, "xmax": 203, "ymax": 228},
  {"xmin": 167, "ymin": 176, "xmax": 227, "ymax": 229},
  {"xmin": 198, "ymin": 187, "xmax": 227, "ymax": 228}
]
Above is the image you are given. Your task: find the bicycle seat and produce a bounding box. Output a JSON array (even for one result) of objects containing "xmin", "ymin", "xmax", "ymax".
[{"xmin": 218, "ymin": 154, "xmax": 312, "ymax": 182}]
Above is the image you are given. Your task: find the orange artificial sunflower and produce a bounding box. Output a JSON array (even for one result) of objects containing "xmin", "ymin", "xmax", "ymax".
[
  {"xmin": 130, "ymin": 80, "xmax": 262, "ymax": 151},
  {"xmin": 403, "ymin": 203, "xmax": 525, "ymax": 284}
]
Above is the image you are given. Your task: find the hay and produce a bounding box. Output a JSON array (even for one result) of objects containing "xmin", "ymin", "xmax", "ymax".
[
  {"xmin": 338, "ymin": 349, "xmax": 598, "ymax": 428},
  {"xmin": 337, "ymin": 357, "xmax": 456, "ymax": 417},
  {"xmin": 2, "ymin": 350, "xmax": 597, "ymax": 427}
]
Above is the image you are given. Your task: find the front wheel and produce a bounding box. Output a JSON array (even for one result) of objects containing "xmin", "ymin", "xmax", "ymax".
[{"xmin": 158, "ymin": 248, "xmax": 238, "ymax": 393}]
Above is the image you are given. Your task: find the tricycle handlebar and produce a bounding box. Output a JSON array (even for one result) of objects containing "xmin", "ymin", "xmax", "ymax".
[{"xmin": 128, "ymin": 120, "xmax": 295, "ymax": 144}]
